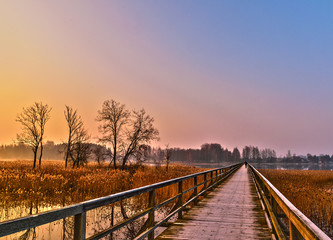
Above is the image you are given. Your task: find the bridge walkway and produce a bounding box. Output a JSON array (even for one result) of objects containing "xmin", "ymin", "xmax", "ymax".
[{"xmin": 156, "ymin": 165, "xmax": 272, "ymax": 240}]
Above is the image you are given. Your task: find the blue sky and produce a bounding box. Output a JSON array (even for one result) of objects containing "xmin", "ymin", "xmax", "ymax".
[{"xmin": 1, "ymin": 1, "xmax": 333, "ymax": 156}]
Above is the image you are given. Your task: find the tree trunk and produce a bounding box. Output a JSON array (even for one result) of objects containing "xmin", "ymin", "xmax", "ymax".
[
  {"xmin": 122, "ymin": 158, "xmax": 126, "ymax": 170},
  {"xmin": 122, "ymin": 153, "xmax": 130, "ymax": 170},
  {"xmin": 65, "ymin": 133, "xmax": 71, "ymax": 168},
  {"xmin": 38, "ymin": 141, "xmax": 43, "ymax": 167},
  {"xmin": 33, "ymin": 149, "xmax": 37, "ymax": 169},
  {"xmin": 65, "ymin": 142, "xmax": 70, "ymax": 168},
  {"xmin": 113, "ymin": 145, "xmax": 117, "ymax": 170},
  {"xmin": 75, "ymin": 149, "xmax": 80, "ymax": 168}
]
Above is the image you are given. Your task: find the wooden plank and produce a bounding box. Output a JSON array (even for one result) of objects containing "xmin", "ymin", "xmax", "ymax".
[
  {"xmin": 250, "ymin": 170, "xmax": 286, "ymax": 240},
  {"xmin": 156, "ymin": 165, "xmax": 272, "ymax": 240}
]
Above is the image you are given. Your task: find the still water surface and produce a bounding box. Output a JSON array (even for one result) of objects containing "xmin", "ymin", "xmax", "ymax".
[
  {"xmin": 191, "ymin": 161, "xmax": 333, "ymax": 170},
  {"xmin": 1, "ymin": 161, "xmax": 332, "ymax": 239}
]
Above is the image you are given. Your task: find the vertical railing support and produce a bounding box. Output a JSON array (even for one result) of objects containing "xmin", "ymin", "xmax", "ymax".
[
  {"xmin": 289, "ymin": 220, "xmax": 303, "ymax": 240},
  {"xmin": 178, "ymin": 180, "xmax": 183, "ymax": 219},
  {"xmin": 74, "ymin": 212, "xmax": 86, "ymax": 240},
  {"xmin": 204, "ymin": 173, "xmax": 207, "ymax": 189},
  {"xmin": 210, "ymin": 171, "xmax": 213, "ymax": 185},
  {"xmin": 203, "ymin": 172, "xmax": 208, "ymax": 197},
  {"xmin": 261, "ymin": 180, "xmax": 266, "ymax": 196},
  {"xmin": 148, "ymin": 189, "xmax": 155, "ymax": 240},
  {"xmin": 194, "ymin": 176, "xmax": 198, "ymax": 205},
  {"xmin": 271, "ymin": 195, "xmax": 277, "ymax": 216}
]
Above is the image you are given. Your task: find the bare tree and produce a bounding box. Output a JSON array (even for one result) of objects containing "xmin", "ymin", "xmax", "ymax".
[
  {"xmin": 16, "ymin": 102, "xmax": 51, "ymax": 169},
  {"xmin": 69, "ymin": 126, "xmax": 90, "ymax": 168},
  {"xmin": 165, "ymin": 144, "xmax": 172, "ymax": 172},
  {"xmin": 121, "ymin": 109, "xmax": 159, "ymax": 169},
  {"xmin": 92, "ymin": 144, "xmax": 110, "ymax": 165},
  {"xmin": 37, "ymin": 103, "xmax": 51, "ymax": 167},
  {"xmin": 96, "ymin": 100, "xmax": 130, "ymax": 169},
  {"xmin": 133, "ymin": 144, "xmax": 151, "ymax": 166},
  {"xmin": 96, "ymin": 100, "xmax": 159, "ymax": 170},
  {"xmin": 64, "ymin": 106, "xmax": 83, "ymax": 168},
  {"xmin": 71, "ymin": 127, "xmax": 89, "ymax": 167},
  {"xmin": 63, "ymin": 105, "xmax": 90, "ymax": 168}
]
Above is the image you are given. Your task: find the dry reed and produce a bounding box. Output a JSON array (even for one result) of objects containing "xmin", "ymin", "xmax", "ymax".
[
  {"xmin": 259, "ymin": 169, "xmax": 333, "ymax": 238},
  {"xmin": 0, "ymin": 160, "xmax": 203, "ymax": 210}
]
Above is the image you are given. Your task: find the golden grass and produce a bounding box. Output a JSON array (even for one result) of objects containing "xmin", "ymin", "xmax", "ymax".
[
  {"xmin": 0, "ymin": 160, "xmax": 204, "ymax": 210},
  {"xmin": 259, "ymin": 169, "xmax": 333, "ymax": 237}
]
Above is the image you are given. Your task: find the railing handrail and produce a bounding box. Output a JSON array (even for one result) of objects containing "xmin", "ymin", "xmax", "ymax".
[
  {"xmin": 0, "ymin": 162, "xmax": 243, "ymax": 238},
  {"xmin": 249, "ymin": 163, "xmax": 330, "ymax": 240}
]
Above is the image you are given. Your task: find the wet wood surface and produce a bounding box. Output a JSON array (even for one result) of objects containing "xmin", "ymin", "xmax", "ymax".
[{"xmin": 156, "ymin": 165, "xmax": 272, "ymax": 240}]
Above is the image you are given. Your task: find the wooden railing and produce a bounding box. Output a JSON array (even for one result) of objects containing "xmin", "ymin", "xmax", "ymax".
[
  {"xmin": 248, "ymin": 163, "xmax": 331, "ymax": 240},
  {"xmin": 0, "ymin": 163, "xmax": 242, "ymax": 240}
]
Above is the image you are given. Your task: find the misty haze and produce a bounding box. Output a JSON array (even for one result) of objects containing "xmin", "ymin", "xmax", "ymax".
[{"xmin": 0, "ymin": 1, "xmax": 332, "ymax": 240}]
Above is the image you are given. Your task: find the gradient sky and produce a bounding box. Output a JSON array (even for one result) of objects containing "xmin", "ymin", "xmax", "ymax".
[{"xmin": 1, "ymin": 1, "xmax": 333, "ymax": 156}]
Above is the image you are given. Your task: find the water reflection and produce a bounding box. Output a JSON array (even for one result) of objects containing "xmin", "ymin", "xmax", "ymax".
[
  {"xmin": 251, "ymin": 162, "xmax": 333, "ymax": 170},
  {"xmin": 0, "ymin": 196, "xmax": 173, "ymax": 239},
  {"xmin": 3, "ymin": 162, "xmax": 331, "ymax": 239},
  {"xmin": 190, "ymin": 161, "xmax": 333, "ymax": 170}
]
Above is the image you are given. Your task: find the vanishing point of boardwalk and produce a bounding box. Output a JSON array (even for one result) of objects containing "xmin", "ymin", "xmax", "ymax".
[{"xmin": 156, "ymin": 165, "xmax": 272, "ymax": 240}]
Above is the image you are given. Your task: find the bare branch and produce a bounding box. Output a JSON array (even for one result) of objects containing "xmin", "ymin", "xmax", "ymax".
[{"xmin": 16, "ymin": 102, "xmax": 51, "ymax": 168}]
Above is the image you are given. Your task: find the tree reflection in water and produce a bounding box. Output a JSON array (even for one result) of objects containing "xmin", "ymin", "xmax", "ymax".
[{"xmin": 1, "ymin": 165, "xmax": 199, "ymax": 239}]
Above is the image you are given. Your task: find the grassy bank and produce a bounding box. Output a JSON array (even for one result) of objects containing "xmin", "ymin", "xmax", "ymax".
[
  {"xmin": 259, "ymin": 169, "xmax": 333, "ymax": 237},
  {"xmin": 0, "ymin": 160, "xmax": 204, "ymax": 210}
]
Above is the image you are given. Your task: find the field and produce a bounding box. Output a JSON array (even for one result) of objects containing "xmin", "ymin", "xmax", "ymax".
[
  {"xmin": 259, "ymin": 169, "xmax": 333, "ymax": 238},
  {"xmin": 0, "ymin": 160, "xmax": 204, "ymax": 215},
  {"xmin": 0, "ymin": 160, "xmax": 209, "ymax": 239}
]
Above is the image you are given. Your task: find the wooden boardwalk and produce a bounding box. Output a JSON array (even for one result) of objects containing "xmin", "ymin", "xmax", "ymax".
[{"xmin": 156, "ymin": 165, "xmax": 272, "ymax": 240}]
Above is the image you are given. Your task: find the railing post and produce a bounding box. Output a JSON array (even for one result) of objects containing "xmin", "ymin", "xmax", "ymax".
[
  {"xmin": 194, "ymin": 176, "xmax": 198, "ymax": 205},
  {"xmin": 264, "ymin": 185, "xmax": 269, "ymax": 196},
  {"xmin": 74, "ymin": 212, "xmax": 86, "ymax": 240},
  {"xmin": 148, "ymin": 189, "xmax": 155, "ymax": 240},
  {"xmin": 204, "ymin": 173, "xmax": 207, "ymax": 189},
  {"xmin": 271, "ymin": 195, "xmax": 277, "ymax": 216},
  {"xmin": 289, "ymin": 220, "xmax": 303, "ymax": 240},
  {"xmin": 210, "ymin": 171, "xmax": 213, "ymax": 186},
  {"xmin": 178, "ymin": 180, "xmax": 183, "ymax": 219},
  {"xmin": 261, "ymin": 181, "xmax": 266, "ymax": 196}
]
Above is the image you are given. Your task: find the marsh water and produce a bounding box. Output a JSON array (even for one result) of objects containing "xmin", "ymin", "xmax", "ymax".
[
  {"xmin": 190, "ymin": 161, "xmax": 333, "ymax": 170},
  {"xmin": 0, "ymin": 198, "xmax": 171, "ymax": 240},
  {"xmin": 1, "ymin": 161, "xmax": 332, "ymax": 239}
]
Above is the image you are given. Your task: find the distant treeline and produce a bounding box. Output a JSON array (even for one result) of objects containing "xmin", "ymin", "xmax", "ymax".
[
  {"xmin": 0, "ymin": 141, "xmax": 110, "ymax": 162},
  {"xmin": 164, "ymin": 144, "xmax": 333, "ymax": 164},
  {"xmin": 166, "ymin": 143, "xmax": 241, "ymax": 163},
  {"xmin": 1, "ymin": 142, "xmax": 333, "ymax": 164},
  {"xmin": 0, "ymin": 142, "xmax": 241, "ymax": 163}
]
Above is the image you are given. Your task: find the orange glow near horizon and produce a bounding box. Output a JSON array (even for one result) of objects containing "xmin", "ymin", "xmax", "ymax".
[{"xmin": 1, "ymin": 1, "xmax": 333, "ymax": 156}]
